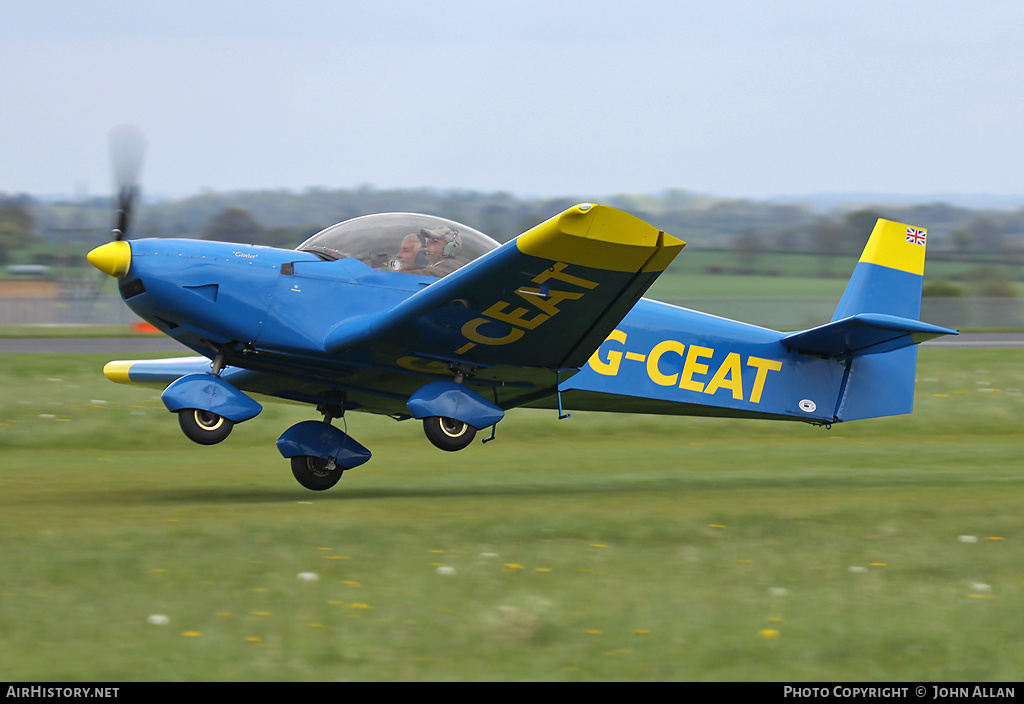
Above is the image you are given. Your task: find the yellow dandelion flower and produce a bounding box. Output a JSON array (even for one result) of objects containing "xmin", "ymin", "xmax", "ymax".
[
  {"xmin": 428, "ymin": 549, "xmax": 445, "ymax": 554},
  {"xmin": 535, "ymin": 568, "xmax": 552, "ymax": 573},
  {"xmin": 349, "ymin": 603, "xmax": 373, "ymax": 610},
  {"xmin": 870, "ymin": 562, "xmax": 887, "ymax": 567},
  {"xmin": 589, "ymin": 544, "xmax": 607, "ymax": 548},
  {"xmin": 324, "ymin": 555, "xmax": 349, "ymax": 560},
  {"xmin": 708, "ymin": 524, "xmax": 725, "ymax": 529},
  {"xmin": 768, "ymin": 617, "xmax": 784, "ymax": 623},
  {"xmin": 503, "ymin": 563, "xmax": 524, "ymax": 571},
  {"xmin": 252, "ymin": 611, "xmax": 273, "ymax": 617},
  {"xmin": 585, "ymin": 629, "xmax": 603, "ymax": 635},
  {"xmin": 244, "ymin": 636, "xmax": 263, "ymax": 643},
  {"xmin": 340, "ymin": 581, "xmax": 361, "ymax": 587},
  {"xmin": 634, "ymin": 629, "xmax": 652, "ymax": 636},
  {"xmin": 759, "ymin": 629, "xmax": 780, "ymax": 639},
  {"xmin": 986, "ymin": 537, "xmax": 1006, "ymax": 541},
  {"xmin": 181, "ymin": 631, "xmax": 202, "ymax": 638},
  {"xmin": 148, "ymin": 569, "xmax": 168, "ymax": 574}
]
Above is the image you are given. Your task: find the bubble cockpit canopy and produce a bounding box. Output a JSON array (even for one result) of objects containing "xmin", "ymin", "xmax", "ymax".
[{"xmin": 296, "ymin": 213, "xmax": 501, "ymax": 278}]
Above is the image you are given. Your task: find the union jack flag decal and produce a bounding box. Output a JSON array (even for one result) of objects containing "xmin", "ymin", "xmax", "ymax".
[{"xmin": 906, "ymin": 227, "xmax": 927, "ymax": 246}]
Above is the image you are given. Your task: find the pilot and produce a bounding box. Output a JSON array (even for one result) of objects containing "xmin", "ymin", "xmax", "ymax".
[
  {"xmin": 393, "ymin": 233, "xmax": 424, "ymax": 271},
  {"xmin": 394, "ymin": 226, "xmax": 463, "ymax": 277}
]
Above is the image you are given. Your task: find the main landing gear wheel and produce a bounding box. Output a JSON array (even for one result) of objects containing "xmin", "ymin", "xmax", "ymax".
[
  {"xmin": 178, "ymin": 409, "xmax": 233, "ymax": 445},
  {"xmin": 291, "ymin": 456, "xmax": 344, "ymax": 491},
  {"xmin": 423, "ymin": 416, "xmax": 476, "ymax": 451}
]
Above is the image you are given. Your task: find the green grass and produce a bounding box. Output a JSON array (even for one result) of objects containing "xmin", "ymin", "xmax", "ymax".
[
  {"xmin": 1, "ymin": 350, "xmax": 1022, "ymax": 680},
  {"xmin": 0, "ymin": 325, "xmax": 140, "ymax": 338}
]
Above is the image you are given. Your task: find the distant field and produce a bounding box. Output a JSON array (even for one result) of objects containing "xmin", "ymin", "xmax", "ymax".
[
  {"xmin": 646, "ymin": 270, "xmax": 850, "ymax": 300},
  {"xmin": 0, "ymin": 350, "xmax": 1022, "ymax": 681},
  {"xmin": 650, "ymin": 248, "xmax": 1022, "ymax": 300}
]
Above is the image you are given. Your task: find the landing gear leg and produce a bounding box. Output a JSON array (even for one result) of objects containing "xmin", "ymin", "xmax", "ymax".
[{"xmin": 276, "ymin": 399, "xmax": 371, "ymax": 491}]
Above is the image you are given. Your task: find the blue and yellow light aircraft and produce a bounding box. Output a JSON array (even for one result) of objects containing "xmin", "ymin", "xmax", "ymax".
[{"xmin": 87, "ymin": 136, "xmax": 957, "ymax": 490}]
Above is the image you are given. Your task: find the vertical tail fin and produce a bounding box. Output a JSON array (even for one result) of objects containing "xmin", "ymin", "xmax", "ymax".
[
  {"xmin": 832, "ymin": 219, "xmax": 950, "ymax": 421},
  {"xmin": 832, "ymin": 219, "xmax": 928, "ymax": 322},
  {"xmin": 781, "ymin": 219, "xmax": 957, "ymax": 421}
]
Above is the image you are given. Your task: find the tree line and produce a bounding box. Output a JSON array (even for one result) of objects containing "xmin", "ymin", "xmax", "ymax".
[{"xmin": 9, "ymin": 187, "xmax": 1024, "ymax": 274}]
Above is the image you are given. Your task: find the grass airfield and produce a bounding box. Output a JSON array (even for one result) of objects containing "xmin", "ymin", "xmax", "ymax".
[{"xmin": 0, "ymin": 349, "xmax": 1022, "ymax": 681}]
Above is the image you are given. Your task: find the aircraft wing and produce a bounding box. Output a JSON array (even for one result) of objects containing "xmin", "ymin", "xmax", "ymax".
[
  {"xmin": 103, "ymin": 356, "xmax": 213, "ymax": 389},
  {"xmin": 324, "ymin": 203, "xmax": 686, "ymax": 371},
  {"xmin": 105, "ymin": 205, "xmax": 685, "ymax": 418}
]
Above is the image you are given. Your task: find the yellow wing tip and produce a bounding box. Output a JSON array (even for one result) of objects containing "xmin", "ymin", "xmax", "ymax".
[
  {"xmin": 103, "ymin": 360, "xmax": 134, "ymax": 384},
  {"xmin": 517, "ymin": 203, "xmax": 685, "ymax": 273},
  {"xmin": 859, "ymin": 219, "xmax": 927, "ymax": 276}
]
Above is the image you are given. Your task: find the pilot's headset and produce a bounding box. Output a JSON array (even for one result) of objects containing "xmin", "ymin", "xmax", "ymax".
[
  {"xmin": 420, "ymin": 227, "xmax": 461, "ymax": 258},
  {"xmin": 414, "ymin": 234, "xmax": 429, "ymax": 267}
]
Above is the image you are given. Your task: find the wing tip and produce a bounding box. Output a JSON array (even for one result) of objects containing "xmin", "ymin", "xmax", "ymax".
[
  {"xmin": 516, "ymin": 203, "xmax": 685, "ymax": 273},
  {"xmin": 103, "ymin": 360, "xmax": 134, "ymax": 384}
]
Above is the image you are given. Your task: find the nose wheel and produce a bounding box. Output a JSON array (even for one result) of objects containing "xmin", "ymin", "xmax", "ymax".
[
  {"xmin": 423, "ymin": 416, "xmax": 476, "ymax": 451},
  {"xmin": 290, "ymin": 455, "xmax": 344, "ymax": 491}
]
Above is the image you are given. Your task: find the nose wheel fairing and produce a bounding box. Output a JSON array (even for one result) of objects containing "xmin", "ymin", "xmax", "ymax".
[{"xmin": 276, "ymin": 420, "xmax": 373, "ymax": 470}]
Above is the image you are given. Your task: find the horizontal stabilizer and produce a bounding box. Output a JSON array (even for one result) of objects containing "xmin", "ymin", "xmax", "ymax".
[{"xmin": 781, "ymin": 313, "xmax": 958, "ymax": 359}]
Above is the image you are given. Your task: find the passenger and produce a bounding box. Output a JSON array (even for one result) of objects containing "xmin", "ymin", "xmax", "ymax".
[{"xmin": 418, "ymin": 226, "xmax": 463, "ymax": 276}]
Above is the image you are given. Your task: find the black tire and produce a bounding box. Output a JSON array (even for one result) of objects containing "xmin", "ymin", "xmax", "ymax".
[
  {"xmin": 290, "ymin": 456, "xmax": 344, "ymax": 491},
  {"xmin": 178, "ymin": 409, "xmax": 233, "ymax": 445},
  {"xmin": 423, "ymin": 416, "xmax": 476, "ymax": 451}
]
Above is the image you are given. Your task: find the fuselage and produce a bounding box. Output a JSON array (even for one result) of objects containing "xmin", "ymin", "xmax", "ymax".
[
  {"xmin": 85, "ymin": 203, "xmax": 952, "ymax": 491},
  {"xmin": 103, "ymin": 236, "xmax": 845, "ymax": 425}
]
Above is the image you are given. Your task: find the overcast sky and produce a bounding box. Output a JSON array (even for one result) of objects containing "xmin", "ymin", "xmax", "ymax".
[{"xmin": 2, "ymin": 1, "xmax": 1022, "ymax": 201}]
